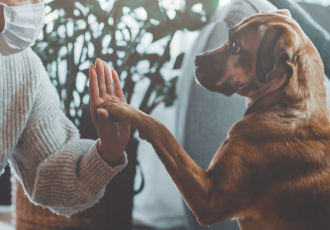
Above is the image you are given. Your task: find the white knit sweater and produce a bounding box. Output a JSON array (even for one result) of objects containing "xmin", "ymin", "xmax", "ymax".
[{"xmin": 0, "ymin": 48, "xmax": 127, "ymax": 217}]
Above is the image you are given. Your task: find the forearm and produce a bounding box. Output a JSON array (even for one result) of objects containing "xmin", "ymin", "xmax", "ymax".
[
  {"xmin": 31, "ymin": 140, "xmax": 126, "ymax": 216},
  {"xmin": 102, "ymin": 100, "xmax": 213, "ymax": 214},
  {"xmin": 142, "ymin": 118, "xmax": 213, "ymax": 215},
  {"xmin": 101, "ymin": 100, "xmax": 228, "ymax": 224},
  {"xmin": 11, "ymin": 111, "xmax": 126, "ymax": 216}
]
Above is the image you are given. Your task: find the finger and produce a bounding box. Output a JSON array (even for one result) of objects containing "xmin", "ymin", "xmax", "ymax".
[
  {"xmin": 89, "ymin": 65, "xmax": 98, "ymax": 119},
  {"xmin": 103, "ymin": 60, "xmax": 114, "ymax": 97},
  {"xmin": 89, "ymin": 65, "xmax": 99, "ymax": 101},
  {"xmin": 112, "ymin": 69, "xmax": 126, "ymax": 102},
  {"xmin": 95, "ymin": 58, "xmax": 107, "ymax": 98}
]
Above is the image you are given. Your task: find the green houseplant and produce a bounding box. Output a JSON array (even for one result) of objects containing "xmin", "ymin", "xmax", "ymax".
[
  {"xmin": 34, "ymin": 0, "xmax": 219, "ymax": 121},
  {"xmin": 13, "ymin": 0, "xmax": 219, "ymax": 229}
]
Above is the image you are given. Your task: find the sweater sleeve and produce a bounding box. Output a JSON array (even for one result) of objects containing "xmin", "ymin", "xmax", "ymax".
[{"xmin": 9, "ymin": 55, "xmax": 127, "ymax": 217}]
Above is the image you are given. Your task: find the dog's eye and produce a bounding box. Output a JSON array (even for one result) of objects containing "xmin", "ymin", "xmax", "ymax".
[{"xmin": 230, "ymin": 41, "xmax": 241, "ymax": 54}]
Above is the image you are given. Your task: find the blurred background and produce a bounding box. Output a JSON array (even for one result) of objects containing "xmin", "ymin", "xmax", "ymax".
[{"xmin": 0, "ymin": 0, "xmax": 329, "ymax": 229}]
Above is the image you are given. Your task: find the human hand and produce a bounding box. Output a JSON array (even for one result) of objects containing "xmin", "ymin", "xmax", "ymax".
[{"xmin": 89, "ymin": 58, "xmax": 130, "ymax": 165}]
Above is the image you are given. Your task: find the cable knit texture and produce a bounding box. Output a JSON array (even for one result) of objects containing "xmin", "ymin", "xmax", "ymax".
[{"xmin": 0, "ymin": 48, "xmax": 127, "ymax": 217}]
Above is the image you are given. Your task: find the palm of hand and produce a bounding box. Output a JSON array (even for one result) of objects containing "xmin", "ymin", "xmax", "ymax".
[{"xmin": 89, "ymin": 59, "xmax": 130, "ymax": 159}]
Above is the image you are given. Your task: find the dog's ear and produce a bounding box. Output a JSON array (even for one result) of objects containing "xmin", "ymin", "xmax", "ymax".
[{"xmin": 256, "ymin": 25, "xmax": 294, "ymax": 83}]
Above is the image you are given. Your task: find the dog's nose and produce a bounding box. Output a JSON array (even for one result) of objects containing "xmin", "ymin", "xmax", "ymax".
[{"xmin": 195, "ymin": 55, "xmax": 199, "ymax": 66}]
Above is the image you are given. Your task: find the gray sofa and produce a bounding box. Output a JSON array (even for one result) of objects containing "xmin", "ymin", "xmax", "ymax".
[{"xmin": 175, "ymin": 1, "xmax": 276, "ymax": 229}]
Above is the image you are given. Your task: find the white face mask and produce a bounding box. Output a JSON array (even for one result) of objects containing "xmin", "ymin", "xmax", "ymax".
[{"xmin": 0, "ymin": 2, "xmax": 45, "ymax": 56}]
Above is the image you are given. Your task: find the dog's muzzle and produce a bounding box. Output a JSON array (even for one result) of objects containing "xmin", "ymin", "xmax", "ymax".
[
  {"xmin": 195, "ymin": 54, "xmax": 216, "ymax": 90},
  {"xmin": 194, "ymin": 53, "xmax": 239, "ymax": 96}
]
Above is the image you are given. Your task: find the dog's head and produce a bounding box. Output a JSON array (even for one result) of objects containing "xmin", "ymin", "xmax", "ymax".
[{"xmin": 195, "ymin": 9, "xmax": 318, "ymax": 99}]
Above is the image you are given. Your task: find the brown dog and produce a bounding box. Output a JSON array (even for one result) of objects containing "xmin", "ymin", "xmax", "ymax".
[{"xmin": 101, "ymin": 10, "xmax": 330, "ymax": 230}]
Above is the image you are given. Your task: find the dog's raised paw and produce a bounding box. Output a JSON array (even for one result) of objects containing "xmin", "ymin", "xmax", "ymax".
[{"xmin": 99, "ymin": 100, "xmax": 121, "ymax": 122}]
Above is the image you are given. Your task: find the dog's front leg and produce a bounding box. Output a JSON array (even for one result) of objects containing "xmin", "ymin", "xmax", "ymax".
[{"xmin": 100, "ymin": 100, "xmax": 219, "ymax": 225}]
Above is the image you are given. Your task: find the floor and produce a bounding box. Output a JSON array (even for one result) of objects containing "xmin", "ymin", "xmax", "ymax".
[
  {"xmin": 0, "ymin": 205, "xmax": 188, "ymax": 230},
  {"xmin": 0, "ymin": 205, "xmax": 15, "ymax": 230},
  {"xmin": 132, "ymin": 221, "xmax": 188, "ymax": 230},
  {"xmin": 133, "ymin": 226, "xmax": 188, "ymax": 230}
]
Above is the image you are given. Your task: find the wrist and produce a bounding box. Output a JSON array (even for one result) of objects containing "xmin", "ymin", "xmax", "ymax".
[{"xmin": 97, "ymin": 141, "xmax": 125, "ymax": 166}]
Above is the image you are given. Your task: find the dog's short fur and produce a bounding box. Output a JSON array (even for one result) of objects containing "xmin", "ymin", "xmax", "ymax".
[{"xmin": 101, "ymin": 10, "xmax": 330, "ymax": 230}]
